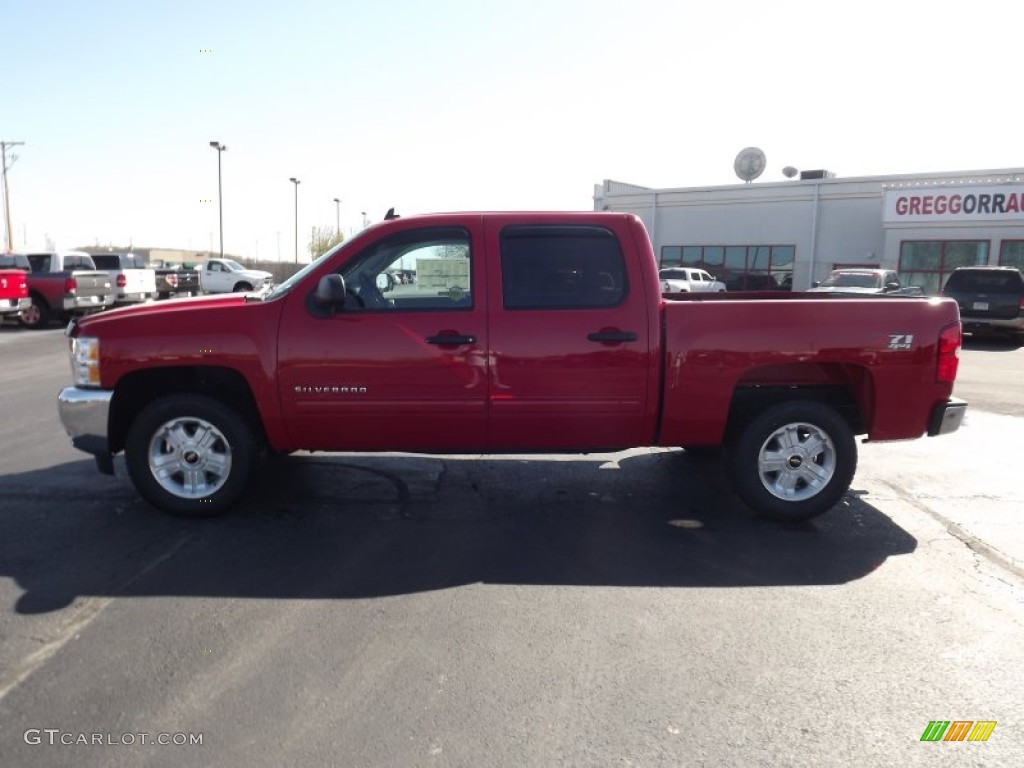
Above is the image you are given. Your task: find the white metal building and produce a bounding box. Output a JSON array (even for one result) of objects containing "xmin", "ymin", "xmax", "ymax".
[{"xmin": 593, "ymin": 168, "xmax": 1024, "ymax": 294}]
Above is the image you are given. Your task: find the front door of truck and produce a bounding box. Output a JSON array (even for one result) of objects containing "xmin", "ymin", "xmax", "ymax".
[
  {"xmin": 277, "ymin": 221, "xmax": 488, "ymax": 451},
  {"xmin": 483, "ymin": 219, "xmax": 654, "ymax": 450}
]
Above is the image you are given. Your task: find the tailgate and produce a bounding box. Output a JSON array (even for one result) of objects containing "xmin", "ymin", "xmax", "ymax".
[
  {"xmin": 124, "ymin": 269, "xmax": 157, "ymax": 292},
  {"xmin": 70, "ymin": 271, "xmax": 113, "ymax": 296}
]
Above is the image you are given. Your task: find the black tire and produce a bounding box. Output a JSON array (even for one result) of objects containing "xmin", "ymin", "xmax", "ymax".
[
  {"xmin": 18, "ymin": 295, "xmax": 52, "ymax": 329},
  {"xmin": 232, "ymin": 282, "xmax": 253, "ymax": 293},
  {"xmin": 125, "ymin": 394, "xmax": 257, "ymax": 517},
  {"xmin": 728, "ymin": 400, "xmax": 856, "ymax": 522}
]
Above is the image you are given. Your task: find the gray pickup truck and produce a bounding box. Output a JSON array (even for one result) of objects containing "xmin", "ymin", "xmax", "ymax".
[{"xmin": 20, "ymin": 251, "xmax": 114, "ymax": 329}]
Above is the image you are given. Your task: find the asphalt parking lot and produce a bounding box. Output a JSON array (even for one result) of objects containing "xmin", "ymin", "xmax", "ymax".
[{"xmin": 0, "ymin": 325, "xmax": 1021, "ymax": 767}]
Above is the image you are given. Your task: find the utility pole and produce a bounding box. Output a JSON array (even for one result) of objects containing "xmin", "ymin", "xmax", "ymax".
[{"xmin": 1, "ymin": 141, "xmax": 26, "ymax": 252}]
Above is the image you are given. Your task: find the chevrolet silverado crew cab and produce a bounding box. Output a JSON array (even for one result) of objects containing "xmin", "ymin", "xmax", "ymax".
[{"xmin": 57, "ymin": 212, "xmax": 967, "ymax": 522}]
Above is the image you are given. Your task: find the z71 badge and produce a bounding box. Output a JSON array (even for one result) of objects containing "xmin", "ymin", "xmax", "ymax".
[{"xmin": 888, "ymin": 334, "xmax": 914, "ymax": 349}]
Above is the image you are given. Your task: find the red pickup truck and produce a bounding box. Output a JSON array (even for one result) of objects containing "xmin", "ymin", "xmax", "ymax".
[
  {"xmin": 0, "ymin": 254, "xmax": 31, "ymax": 319},
  {"xmin": 57, "ymin": 212, "xmax": 966, "ymax": 522}
]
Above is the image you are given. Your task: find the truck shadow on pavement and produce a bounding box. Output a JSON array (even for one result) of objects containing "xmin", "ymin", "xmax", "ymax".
[{"xmin": 0, "ymin": 451, "xmax": 917, "ymax": 614}]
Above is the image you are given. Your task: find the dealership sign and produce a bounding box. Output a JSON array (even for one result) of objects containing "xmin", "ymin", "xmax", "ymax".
[{"xmin": 884, "ymin": 184, "xmax": 1024, "ymax": 223}]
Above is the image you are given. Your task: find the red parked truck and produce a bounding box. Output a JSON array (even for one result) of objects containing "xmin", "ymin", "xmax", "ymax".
[
  {"xmin": 0, "ymin": 254, "xmax": 31, "ymax": 319},
  {"xmin": 57, "ymin": 212, "xmax": 966, "ymax": 521}
]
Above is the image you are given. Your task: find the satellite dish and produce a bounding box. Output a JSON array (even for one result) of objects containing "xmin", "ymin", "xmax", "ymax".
[
  {"xmin": 782, "ymin": 166, "xmax": 798, "ymax": 179},
  {"xmin": 734, "ymin": 147, "xmax": 767, "ymax": 183}
]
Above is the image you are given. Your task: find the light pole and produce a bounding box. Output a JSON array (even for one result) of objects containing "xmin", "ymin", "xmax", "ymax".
[
  {"xmin": 333, "ymin": 198, "xmax": 341, "ymax": 236},
  {"xmin": 209, "ymin": 141, "xmax": 226, "ymax": 258},
  {"xmin": 289, "ymin": 177, "xmax": 300, "ymax": 263}
]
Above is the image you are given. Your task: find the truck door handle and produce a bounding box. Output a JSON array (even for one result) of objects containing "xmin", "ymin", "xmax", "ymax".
[
  {"xmin": 588, "ymin": 331, "xmax": 637, "ymax": 343},
  {"xmin": 426, "ymin": 334, "xmax": 476, "ymax": 346}
]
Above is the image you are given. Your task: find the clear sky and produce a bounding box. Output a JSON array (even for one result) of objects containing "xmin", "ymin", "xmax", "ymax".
[{"xmin": 3, "ymin": 0, "xmax": 1021, "ymax": 260}]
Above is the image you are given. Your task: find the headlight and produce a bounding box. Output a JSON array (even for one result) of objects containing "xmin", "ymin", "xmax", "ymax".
[{"xmin": 71, "ymin": 337, "xmax": 101, "ymax": 387}]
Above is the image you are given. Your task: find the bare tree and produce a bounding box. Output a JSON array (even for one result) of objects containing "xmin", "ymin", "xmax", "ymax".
[{"xmin": 309, "ymin": 226, "xmax": 345, "ymax": 259}]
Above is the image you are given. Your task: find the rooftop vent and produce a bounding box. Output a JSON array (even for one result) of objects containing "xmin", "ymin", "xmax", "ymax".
[{"xmin": 799, "ymin": 169, "xmax": 836, "ymax": 180}]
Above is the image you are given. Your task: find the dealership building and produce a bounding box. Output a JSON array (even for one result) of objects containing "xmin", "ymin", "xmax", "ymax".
[{"xmin": 593, "ymin": 167, "xmax": 1024, "ymax": 294}]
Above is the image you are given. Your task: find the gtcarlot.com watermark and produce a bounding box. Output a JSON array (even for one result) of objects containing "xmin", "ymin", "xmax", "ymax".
[{"xmin": 24, "ymin": 729, "xmax": 203, "ymax": 746}]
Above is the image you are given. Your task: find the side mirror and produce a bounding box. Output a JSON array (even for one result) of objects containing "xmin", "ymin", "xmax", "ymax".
[
  {"xmin": 885, "ymin": 282, "xmax": 900, "ymax": 292},
  {"xmin": 812, "ymin": 281, "xmax": 821, "ymax": 288},
  {"xmin": 376, "ymin": 273, "xmax": 392, "ymax": 293},
  {"xmin": 314, "ymin": 273, "xmax": 346, "ymax": 310}
]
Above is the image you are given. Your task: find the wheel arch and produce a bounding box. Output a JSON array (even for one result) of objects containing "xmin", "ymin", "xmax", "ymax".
[
  {"xmin": 109, "ymin": 366, "xmax": 267, "ymax": 454},
  {"xmin": 725, "ymin": 363, "xmax": 873, "ymax": 443}
]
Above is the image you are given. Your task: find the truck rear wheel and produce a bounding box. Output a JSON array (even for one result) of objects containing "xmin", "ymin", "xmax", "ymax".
[
  {"xmin": 125, "ymin": 394, "xmax": 256, "ymax": 517},
  {"xmin": 728, "ymin": 400, "xmax": 856, "ymax": 522},
  {"xmin": 18, "ymin": 295, "xmax": 51, "ymax": 329}
]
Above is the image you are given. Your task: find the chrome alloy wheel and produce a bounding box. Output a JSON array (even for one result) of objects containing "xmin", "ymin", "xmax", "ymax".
[
  {"xmin": 147, "ymin": 416, "xmax": 233, "ymax": 499},
  {"xmin": 756, "ymin": 421, "xmax": 836, "ymax": 502}
]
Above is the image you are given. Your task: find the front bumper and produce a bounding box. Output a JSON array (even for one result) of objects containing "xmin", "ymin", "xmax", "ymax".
[
  {"xmin": 57, "ymin": 387, "xmax": 115, "ymax": 474},
  {"xmin": 927, "ymin": 397, "xmax": 968, "ymax": 436}
]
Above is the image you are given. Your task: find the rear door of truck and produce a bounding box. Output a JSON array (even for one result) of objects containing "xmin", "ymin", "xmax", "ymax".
[{"xmin": 483, "ymin": 215, "xmax": 657, "ymax": 450}]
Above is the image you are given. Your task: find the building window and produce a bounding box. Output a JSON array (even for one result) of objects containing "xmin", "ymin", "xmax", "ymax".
[
  {"xmin": 898, "ymin": 240, "xmax": 989, "ymax": 295},
  {"xmin": 660, "ymin": 245, "xmax": 793, "ymax": 291},
  {"xmin": 999, "ymin": 241, "xmax": 1024, "ymax": 270}
]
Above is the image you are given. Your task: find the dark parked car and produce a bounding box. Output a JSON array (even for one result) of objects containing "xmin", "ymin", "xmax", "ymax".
[{"xmin": 942, "ymin": 266, "xmax": 1024, "ymax": 339}]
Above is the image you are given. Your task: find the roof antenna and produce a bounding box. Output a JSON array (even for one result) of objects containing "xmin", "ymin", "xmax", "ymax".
[{"xmin": 384, "ymin": 207, "xmax": 399, "ymax": 220}]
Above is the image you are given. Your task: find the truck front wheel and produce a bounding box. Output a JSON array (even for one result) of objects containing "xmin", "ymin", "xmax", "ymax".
[
  {"xmin": 125, "ymin": 395, "xmax": 256, "ymax": 517},
  {"xmin": 729, "ymin": 400, "xmax": 856, "ymax": 522}
]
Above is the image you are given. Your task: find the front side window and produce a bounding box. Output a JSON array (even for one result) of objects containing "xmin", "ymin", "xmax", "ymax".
[
  {"xmin": 500, "ymin": 226, "xmax": 627, "ymax": 310},
  {"xmin": 339, "ymin": 227, "xmax": 472, "ymax": 311}
]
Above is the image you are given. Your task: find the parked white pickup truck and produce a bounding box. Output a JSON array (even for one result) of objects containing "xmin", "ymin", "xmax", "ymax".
[
  {"xmin": 199, "ymin": 258, "xmax": 274, "ymax": 293},
  {"xmin": 659, "ymin": 267, "xmax": 726, "ymax": 293},
  {"xmin": 90, "ymin": 253, "xmax": 157, "ymax": 305}
]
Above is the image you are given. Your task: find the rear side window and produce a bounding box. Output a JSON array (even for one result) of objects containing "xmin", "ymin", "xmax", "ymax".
[
  {"xmin": 0, "ymin": 254, "xmax": 30, "ymax": 270},
  {"xmin": 91, "ymin": 255, "xmax": 118, "ymax": 269},
  {"xmin": 27, "ymin": 254, "xmax": 51, "ymax": 271},
  {"xmin": 944, "ymin": 269, "xmax": 1024, "ymax": 293},
  {"xmin": 500, "ymin": 225, "xmax": 627, "ymax": 310}
]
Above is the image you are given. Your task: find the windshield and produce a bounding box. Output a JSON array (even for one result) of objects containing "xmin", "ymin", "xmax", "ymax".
[
  {"xmin": 222, "ymin": 259, "xmax": 245, "ymax": 271},
  {"xmin": 262, "ymin": 233, "xmax": 366, "ymax": 301},
  {"xmin": 821, "ymin": 272, "xmax": 880, "ymax": 288}
]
